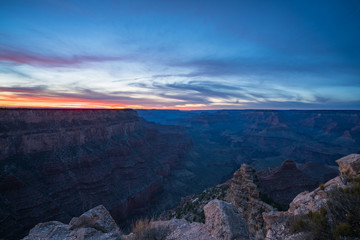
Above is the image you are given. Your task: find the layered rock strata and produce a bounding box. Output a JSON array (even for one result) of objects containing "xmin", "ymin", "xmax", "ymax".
[{"xmin": 0, "ymin": 109, "xmax": 192, "ymax": 239}]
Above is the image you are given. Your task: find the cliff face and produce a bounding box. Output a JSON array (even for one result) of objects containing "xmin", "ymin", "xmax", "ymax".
[
  {"xmin": 0, "ymin": 109, "xmax": 192, "ymax": 239},
  {"xmin": 257, "ymin": 159, "xmax": 329, "ymax": 205}
]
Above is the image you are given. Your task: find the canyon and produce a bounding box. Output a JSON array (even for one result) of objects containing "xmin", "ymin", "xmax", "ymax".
[
  {"xmin": 1, "ymin": 109, "xmax": 360, "ymax": 239},
  {"xmin": 0, "ymin": 109, "xmax": 196, "ymax": 239}
]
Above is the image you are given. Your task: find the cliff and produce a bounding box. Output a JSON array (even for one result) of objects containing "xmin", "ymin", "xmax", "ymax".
[
  {"xmin": 0, "ymin": 109, "xmax": 192, "ymax": 239},
  {"xmin": 257, "ymin": 159, "xmax": 332, "ymax": 205}
]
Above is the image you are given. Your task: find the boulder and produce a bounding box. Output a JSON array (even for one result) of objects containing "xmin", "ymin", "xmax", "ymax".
[
  {"xmin": 151, "ymin": 218, "xmax": 220, "ymax": 240},
  {"xmin": 23, "ymin": 205, "xmax": 122, "ymax": 240},
  {"xmin": 336, "ymin": 154, "xmax": 360, "ymax": 177},
  {"xmin": 23, "ymin": 221, "xmax": 71, "ymax": 240},
  {"xmin": 69, "ymin": 205, "xmax": 118, "ymax": 233},
  {"xmin": 204, "ymin": 199, "xmax": 249, "ymax": 240}
]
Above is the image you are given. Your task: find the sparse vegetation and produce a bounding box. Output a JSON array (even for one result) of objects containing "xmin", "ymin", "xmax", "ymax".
[
  {"xmin": 319, "ymin": 184, "xmax": 325, "ymax": 190},
  {"xmin": 169, "ymin": 185, "xmax": 229, "ymax": 223},
  {"xmin": 288, "ymin": 177, "xmax": 360, "ymax": 239},
  {"xmin": 126, "ymin": 218, "xmax": 170, "ymax": 240}
]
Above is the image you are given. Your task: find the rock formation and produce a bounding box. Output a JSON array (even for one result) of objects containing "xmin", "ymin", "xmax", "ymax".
[
  {"xmin": 24, "ymin": 200, "xmax": 250, "ymax": 240},
  {"xmin": 229, "ymin": 164, "xmax": 274, "ymax": 239},
  {"xmin": 263, "ymin": 154, "xmax": 360, "ymax": 239},
  {"xmin": 204, "ymin": 200, "xmax": 249, "ymax": 240},
  {"xmin": 336, "ymin": 153, "xmax": 360, "ymax": 177},
  {"xmin": 23, "ymin": 205, "xmax": 122, "ymax": 240},
  {"xmin": 257, "ymin": 159, "xmax": 320, "ymax": 205}
]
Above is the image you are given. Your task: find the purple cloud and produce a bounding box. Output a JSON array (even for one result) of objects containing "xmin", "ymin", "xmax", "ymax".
[{"xmin": 0, "ymin": 48, "xmax": 128, "ymax": 67}]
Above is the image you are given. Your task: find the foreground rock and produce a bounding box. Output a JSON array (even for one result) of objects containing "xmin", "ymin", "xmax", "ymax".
[
  {"xmin": 263, "ymin": 154, "xmax": 360, "ymax": 239},
  {"xmin": 336, "ymin": 153, "xmax": 360, "ymax": 177},
  {"xmin": 229, "ymin": 164, "xmax": 274, "ymax": 239},
  {"xmin": 204, "ymin": 200, "xmax": 249, "ymax": 240},
  {"xmin": 24, "ymin": 200, "xmax": 249, "ymax": 240},
  {"xmin": 23, "ymin": 205, "xmax": 122, "ymax": 240},
  {"xmin": 150, "ymin": 219, "xmax": 220, "ymax": 240}
]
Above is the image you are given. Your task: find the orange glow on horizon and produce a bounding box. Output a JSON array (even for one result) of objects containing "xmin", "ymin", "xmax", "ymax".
[{"xmin": 0, "ymin": 96, "xmax": 215, "ymax": 110}]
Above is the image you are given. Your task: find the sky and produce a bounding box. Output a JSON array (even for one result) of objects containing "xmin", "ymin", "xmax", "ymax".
[{"xmin": 1, "ymin": 0, "xmax": 360, "ymax": 110}]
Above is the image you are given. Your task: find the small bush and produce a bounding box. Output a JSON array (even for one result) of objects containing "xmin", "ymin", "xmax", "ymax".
[
  {"xmin": 129, "ymin": 218, "xmax": 169, "ymax": 240},
  {"xmin": 333, "ymin": 222, "xmax": 353, "ymax": 239},
  {"xmin": 290, "ymin": 217, "xmax": 310, "ymax": 233},
  {"xmin": 319, "ymin": 184, "xmax": 325, "ymax": 190},
  {"xmin": 289, "ymin": 180, "xmax": 360, "ymax": 239}
]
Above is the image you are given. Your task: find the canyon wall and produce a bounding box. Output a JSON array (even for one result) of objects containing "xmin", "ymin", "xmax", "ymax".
[{"xmin": 0, "ymin": 109, "xmax": 192, "ymax": 239}]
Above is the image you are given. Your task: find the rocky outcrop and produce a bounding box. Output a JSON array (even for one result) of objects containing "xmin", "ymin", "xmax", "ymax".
[
  {"xmin": 0, "ymin": 109, "xmax": 193, "ymax": 239},
  {"xmin": 262, "ymin": 154, "xmax": 360, "ymax": 239},
  {"xmin": 257, "ymin": 159, "xmax": 320, "ymax": 205},
  {"xmin": 164, "ymin": 183, "xmax": 230, "ymax": 223},
  {"xmin": 229, "ymin": 164, "xmax": 274, "ymax": 239},
  {"xmin": 23, "ymin": 205, "xmax": 122, "ymax": 240},
  {"xmin": 127, "ymin": 199, "xmax": 249, "ymax": 240},
  {"xmin": 336, "ymin": 153, "xmax": 360, "ymax": 177},
  {"xmin": 204, "ymin": 200, "xmax": 249, "ymax": 240},
  {"xmin": 24, "ymin": 200, "xmax": 249, "ymax": 240},
  {"xmin": 150, "ymin": 218, "xmax": 220, "ymax": 240}
]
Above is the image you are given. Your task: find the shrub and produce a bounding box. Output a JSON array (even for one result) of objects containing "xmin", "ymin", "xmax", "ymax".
[
  {"xmin": 289, "ymin": 217, "xmax": 310, "ymax": 233},
  {"xmin": 326, "ymin": 181, "xmax": 360, "ymax": 238},
  {"xmin": 333, "ymin": 222, "xmax": 353, "ymax": 239},
  {"xmin": 129, "ymin": 218, "xmax": 169, "ymax": 240},
  {"xmin": 307, "ymin": 207, "xmax": 331, "ymax": 240},
  {"xmin": 289, "ymin": 180, "xmax": 360, "ymax": 239},
  {"xmin": 319, "ymin": 184, "xmax": 325, "ymax": 190}
]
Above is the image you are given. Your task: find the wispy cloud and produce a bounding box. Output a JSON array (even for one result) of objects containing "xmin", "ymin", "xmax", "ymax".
[
  {"xmin": 0, "ymin": 85, "xmax": 48, "ymax": 93},
  {"xmin": 0, "ymin": 48, "xmax": 129, "ymax": 67}
]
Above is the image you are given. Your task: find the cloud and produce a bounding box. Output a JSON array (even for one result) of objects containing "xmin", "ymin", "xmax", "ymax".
[
  {"xmin": 131, "ymin": 80, "xmax": 261, "ymax": 104},
  {"xmin": 0, "ymin": 85, "xmax": 48, "ymax": 93},
  {"xmin": 0, "ymin": 48, "xmax": 129, "ymax": 67},
  {"xmin": 0, "ymin": 67, "xmax": 33, "ymax": 79},
  {"xmin": 0, "ymin": 85, "xmax": 183, "ymax": 108},
  {"xmin": 162, "ymin": 55, "xmax": 360, "ymax": 83}
]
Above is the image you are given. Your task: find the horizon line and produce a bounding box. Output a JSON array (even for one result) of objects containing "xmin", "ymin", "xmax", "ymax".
[{"xmin": 1, "ymin": 107, "xmax": 359, "ymax": 111}]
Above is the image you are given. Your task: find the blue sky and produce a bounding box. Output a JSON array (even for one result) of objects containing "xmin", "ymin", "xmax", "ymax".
[{"xmin": 1, "ymin": 0, "xmax": 360, "ymax": 109}]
